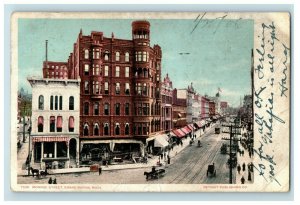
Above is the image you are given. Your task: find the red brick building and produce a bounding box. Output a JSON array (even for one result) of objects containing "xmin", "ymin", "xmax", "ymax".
[{"xmin": 42, "ymin": 20, "xmax": 162, "ymax": 160}]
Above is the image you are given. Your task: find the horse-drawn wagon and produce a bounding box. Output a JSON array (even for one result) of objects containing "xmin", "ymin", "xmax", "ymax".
[
  {"xmin": 144, "ymin": 166, "xmax": 166, "ymax": 180},
  {"xmin": 207, "ymin": 163, "xmax": 216, "ymax": 177}
]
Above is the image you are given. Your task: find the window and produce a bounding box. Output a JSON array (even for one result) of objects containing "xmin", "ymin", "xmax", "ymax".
[
  {"xmin": 115, "ymin": 52, "xmax": 120, "ymax": 61},
  {"xmin": 84, "ymin": 49, "xmax": 89, "ymax": 59},
  {"xmin": 104, "ymin": 103, "xmax": 109, "ymax": 115},
  {"xmin": 93, "ymin": 81, "xmax": 100, "ymax": 94},
  {"xmin": 104, "ymin": 51, "xmax": 109, "ymax": 61},
  {"xmin": 115, "ymin": 103, "xmax": 120, "ymax": 115},
  {"xmin": 55, "ymin": 96, "xmax": 58, "ymax": 110},
  {"xmin": 125, "ymin": 83, "xmax": 130, "ymax": 95},
  {"xmin": 50, "ymin": 96, "xmax": 53, "ymax": 110},
  {"xmin": 84, "ymin": 81, "xmax": 89, "ymax": 94},
  {"xmin": 38, "ymin": 116, "xmax": 44, "ymax": 132},
  {"xmin": 143, "ymin": 83, "xmax": 147, "ymax": 96},
  {"xmin": 104, "ymin": 123, "xmax": 109, "ymax": 135},
  {"xmin": 142, "ymin": 51, "xmax": 147, "ymax": 62},
  {"xmin": 125, "ymin": 103, "xmax": 130, "ymax": 115},
  {"xmin": 50, "ymin": 116, "xmax": 55, "ymax": 132},
  {"xmin": 116, "ymin": 83, "xmax": 120, "ymax": 95},
  {"xmin": 38, "ymin": 95, "xmax": 44, "ymax": 110},
  {"xmin": 57, "ymin": 116, "xmax": 62, "ymax": 132},
  {"xmin": 59, "ymin": 96, "xmax": 63, "ymax": 110},
  {"xmin": 69, "ymin": 96, "xmax": 74, "ymax": 110},
  {"xmin": 104, "ymin": 82, "xmax": 109, "ymax": 94},
  {"xmin": 84, "ymin": 64, "xmax": 89, "ymax": 75},
  {"xmin": 115, "ymin": 66, "xmax": 120, "ymax": 77},
  {"xmin": 93, "ymin": 49, "xmax": 100, "ymax": 59},
  {"xmin": 94, "ymin": 103, "xmax": 99, "ymax": 115},
  {"xmin": 104, "ymin": 66, "xmax": 109, "ymax": 76},
  {"xmin": 83, "ymin": 123, "xmax": 89, "ymax": 136},
  {"xmin": 69, "ymin": 116, "xmax": 74, "ymax": 132},
  {"xmin": 94, "ymin": 123, "xmax": 99, "ymax": 136},
  {"xmin": 94, "ymin": 64, "xmax": 100, "ymax": 75},
  {"xmin": 125, "ymin": 67, "xmax": 129, "ymax": 77},
  {"xmin": 136, "ymin": 51, "xmax": 142, "ymax": 62},
  {"xmin": 137, "ymin": 83, "xmax": 142, "ymax": 95},
  {"xmin": 125, "ymin": 123, "xmax": 129, "ymax": 135},
  {"xmin": 84, "ymin": 102, "xmax": 89, "ymax": 115},
  {"xmin": 125, "ymin": 52, "xmax": 130, "ymax": 62},
  {"xmin": 115, "ymin": 123, "xmax": 120, "ymax": 135}
]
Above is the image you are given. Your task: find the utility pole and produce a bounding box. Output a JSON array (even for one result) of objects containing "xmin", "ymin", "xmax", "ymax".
[
  {"xmin": 22, "ymin": 102, "xmax": 27, "ymax": 143},
  {"xmin": 27, "ymin": 118, "xmax": 32, "ymax": 176},
  {"xmin": 222, "ymin": 119, "xmax": 241, "ymax": 184}
]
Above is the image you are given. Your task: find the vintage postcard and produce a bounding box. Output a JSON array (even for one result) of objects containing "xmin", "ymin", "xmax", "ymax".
[{"xmin": 10, "ymin": 12, "xmax": 290, "ymax": 192}]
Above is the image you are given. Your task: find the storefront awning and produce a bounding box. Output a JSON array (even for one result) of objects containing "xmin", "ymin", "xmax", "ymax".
[
  {"xmin": 172, "ymin": 129, "xmax": 186, "ymax": 138},
  {"xmin": 180, "ymin": 127, "xmax": 190, "ymax": 134},
  {"xmin": 196, "ymin": 120, "xmax": 206, "ymax": 128},
  {"xmin": 188, "ymin": 124, "xmax": 196, "ymax": 130},
  {"xmin": 154, "ymin": 134, "xmax": 169, "ymax": 148},
  {"xmin": 184, "ymin": 125, "xmax": 192, "ymax": 132},
  {"xmin": 32, "ymin": 136, "xmax": 69, "ymax": 142}
]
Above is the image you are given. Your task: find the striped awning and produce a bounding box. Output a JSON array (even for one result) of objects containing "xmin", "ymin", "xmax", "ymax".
[
  {"xmin": 32, "ymin": 136, "xmax": 69, "ymax": 142},
  {"xmin": 188, "ymin": 124, "xmax": 196, "ymax": 130},
  {"xmin": 196, "ymin": 120, "xmax": 206, "ymax": 128},
  {"xmin": 180, "ymin": 127, "xmax": 191, "ymax": 134},
  {"xmin": 172, "ymin": 129, "xmax": 186, "ymax": 138}
]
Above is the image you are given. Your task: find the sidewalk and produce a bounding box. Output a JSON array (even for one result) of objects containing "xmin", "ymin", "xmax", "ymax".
[
  {"xmin": 235, "ymin": 128, "xmax": 254, "ymax": 184},
  {"xmin": 18, "ymin": 124, "xmax": 216, "ymax": 176}
]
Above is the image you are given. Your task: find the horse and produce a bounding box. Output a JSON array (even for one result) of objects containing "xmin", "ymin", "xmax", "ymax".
[
  {"xmin": 40, "ymin": 168, "xmax": 48, "ymax": 177},
  {"xmin": 30, "ymin": 167, "xmax": 39, "ymax": 177}
]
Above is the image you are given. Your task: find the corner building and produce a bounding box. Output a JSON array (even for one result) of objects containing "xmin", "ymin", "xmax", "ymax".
[{"xmin": 43, "ymin": 20, "xmax": 162, "ymax": 161}]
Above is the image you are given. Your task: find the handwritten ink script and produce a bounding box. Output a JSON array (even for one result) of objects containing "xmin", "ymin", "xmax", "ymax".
[{"xmin": 254, "ymin": 22, "xmax": 290, "ymax": 186}]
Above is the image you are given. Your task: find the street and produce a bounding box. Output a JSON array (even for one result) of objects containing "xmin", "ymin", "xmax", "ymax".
[{"xmin": 18, "ymin": 123, "xmax": 238, "ymax": 185}]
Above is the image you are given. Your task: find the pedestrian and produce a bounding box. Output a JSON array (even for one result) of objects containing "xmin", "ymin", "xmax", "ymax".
[
  {"xmin": 167, "ymin": 155, "xmax": 171, "ymax": 164},
  {"xmin": 237, "ymin": 164, "xmax": 241, "ymax": 174},
  {"xmin": 53, "ymin": 178, "xmax": 57, "ymax": 184},
  {"xmin": 248, "ymin": 170, "xmax": 252, "ymax": 181},
  {"xmin": 249, "ymin": 150, "xmax": 252, "ymax": 158},
  {"xmin": 241, "ymin": 176, "xmax": 245, "ymax": 184},
  {"xmin": 48, "ymin": 177, "xmax": 53, "ymax": 184},
  {"xmin": 242, "ymin": 163, "xmax": 246, "ymax": 171},
  {"xmin": 98, "ymin": 165, "xmax": 102, "ymax": 175}
]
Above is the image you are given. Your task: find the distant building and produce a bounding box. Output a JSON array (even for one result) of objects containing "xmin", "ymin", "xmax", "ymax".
[
  {"xmin": 200, "ymin": 95, "xmax": 210, "ymax": 120},
  {"xmin": 172, "ymin": 88, "xmax": 187, "ymax": 128},
  {"xmin": 209, "ymin": 100, "xmax": 216, "ymax": 118},
  {"xmin": 161, "ymin": 74, "xmax": 173, "ymax": 132},
  {"xmin": 28, "ymin": 77, "xmax": 80, "ymax": 169}
]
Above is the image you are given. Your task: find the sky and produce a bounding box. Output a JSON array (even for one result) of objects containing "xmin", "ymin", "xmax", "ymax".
[{"xmin": 18, "ymin": 18, "xmax": 253, "ymax": 107}]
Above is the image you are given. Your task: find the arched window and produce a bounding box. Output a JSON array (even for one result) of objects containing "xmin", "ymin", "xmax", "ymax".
[
  {"xmin": 84, "ymin": 102, "xmax": 89, "ymax": 115},
  {"xmin": 69, "ymin": 96, "xmax": 74, "ymax": 110},
  {"xmin": 125, "ymin": 52, "xmax": 130, "ymax": 62},
  {"xmin": 57, "ymin": 116, "xmax": 62, "ymax": 132},
  {"xmin": 38, "ymin": 116, "xmax": 44, "ymax": 132},
  {"xmin": 69, "ymin": 116, "xmax": 74, "ymax": 132},
  {"xmin": 125, "ymin": 123, "xmax": 129, "ymax": 135},
  {"xmin": 104, "ymin": 123, "xmax": 109, "ymax": 135},
  {"xmin": 38, "ymin": 95, "xmax": 44, "ymax": 110},
  {"xmin": 50, "ymin": 96, "xmax": 53, "ymax": 110},
  {"xmin": 84, "ymin": 49, "xmax": 89, "ymax": 59},
  {"xmin": 104, "ymin": 51, "xmax": 109, "ymax": 61},
  {"xmin": 50, "ymin": 116, "xmax": 55, "ymax": 132},
  {"xmin": 94, "ymin": 123, "xmax": 99, "ymax": 136},
  {"xmin": 115, "ymin": 51, "xmax": 120, "ymax": 61},
  {"xmin": 115, "ymin": 123, "xmax": 120, "ymax": 135},
  {"xmin": 125, "ymin": 103, "xmax": 130, "ymax": 115},
  {"xmin": 83, "ymin": 123, "xmax": 89, "ymax": 136}
]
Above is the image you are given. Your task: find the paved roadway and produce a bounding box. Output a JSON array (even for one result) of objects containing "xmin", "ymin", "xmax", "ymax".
[{"xmin": 18, "ymin": 124, "xmax": 236, "ymax": 184}]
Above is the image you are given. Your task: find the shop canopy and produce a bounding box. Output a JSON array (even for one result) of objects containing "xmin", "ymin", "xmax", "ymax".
[
  {"xmin": 172, "ymin": 129, "xmax": 186, "ymax": 138},
  {"xmin": 188, "ymin": 124, "xmax": 196, "ymax": 130},
  {"xmin": 32, "ymin": 136, "xmax": 69, "ymax": 142},
  {"xmin": 196, "ymin": 120, "xmax": 206, "ymax": 128},
  {"xmin": 154, "ymin": 134, "xmax": 169, "ymax": 148},
  {"xmin": 180, "ymin": 126, "xmax": 191, "ymax": 134}
]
